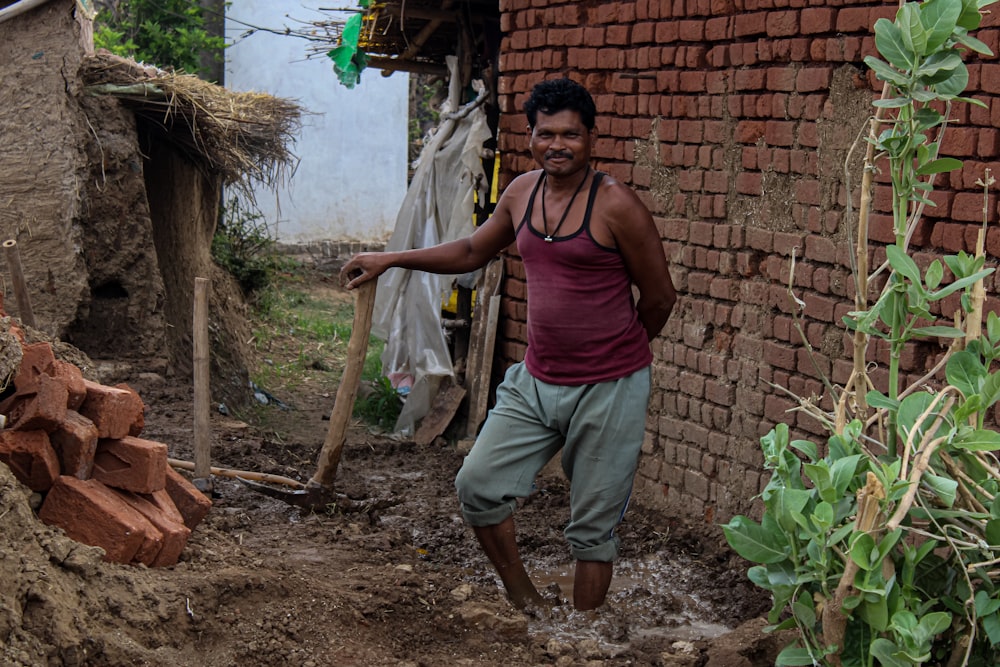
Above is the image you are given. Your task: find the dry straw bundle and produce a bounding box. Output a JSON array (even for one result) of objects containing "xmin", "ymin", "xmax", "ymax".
[{"xmin": 80, "ymin": 51, "xmax": 302, "ymax": 194}]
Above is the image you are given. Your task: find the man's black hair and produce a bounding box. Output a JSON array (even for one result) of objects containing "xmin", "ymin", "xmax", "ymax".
[{"xmin": 523, "ymin": 78, "xmax": 596, "ymax": 130}]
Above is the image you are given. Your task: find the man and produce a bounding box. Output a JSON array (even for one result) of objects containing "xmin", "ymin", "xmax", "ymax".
[{"xmin": 341, "ymin": 78, "xmax": 676, "ymax": 611}]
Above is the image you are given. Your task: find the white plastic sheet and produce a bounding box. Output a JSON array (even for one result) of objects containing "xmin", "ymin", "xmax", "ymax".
[{"xmin": 372, "ymin": 79, "xmax": 492, "ymax": 434}]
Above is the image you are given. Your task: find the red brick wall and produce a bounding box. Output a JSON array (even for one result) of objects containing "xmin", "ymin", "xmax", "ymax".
[{"xmin": 494, "ymin": 0, "xmax": 1000, "ymax": 522}]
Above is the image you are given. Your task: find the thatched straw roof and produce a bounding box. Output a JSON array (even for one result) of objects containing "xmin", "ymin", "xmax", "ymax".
[{"xmin": 80, "ymin": 51, "xmax": 302, "ymax": 193}]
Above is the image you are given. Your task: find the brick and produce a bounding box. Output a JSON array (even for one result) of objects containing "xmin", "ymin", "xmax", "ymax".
[
  {"xmin": 114, "ymin": 383, "xmax": 146, "ymax": 437},
  {"xmin": 11, "ymin": 342, "xmax": 56, "ymax": 392},
  {"xmin": 79, "ymin": 380, "xmax": 145, "ymax": 439},
  {"xmin": 164, "ymin": 465, "xmax": 212, "ymax": 530},
  {"xmin": 49, "ymin": 410, "xmax": 99, "ymax": 480},
  {"xmin": 7, "ymin": 373, "xmax": 68, "ymax": 432},
  {"xmin": 93, "ymin": 436, "xmax": 168, "ymax": 494},
  {"xmin": 116, "ymin": 489, "xmax": 192, "ymax": 567},
  {"xmin": 39, "ymin": 476, "xmax": 161, "ymax": 565},
  {"xmin": 51, "ymin": 360, "xmax": 87, "ymax": 411},
  {"xmin": 0, "ymin": 429, "xmax": 60, "ymax": 492}
]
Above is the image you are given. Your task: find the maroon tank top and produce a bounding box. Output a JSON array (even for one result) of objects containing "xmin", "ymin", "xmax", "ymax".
[{"xmin": 515, "ymin": 171, "xmax": 652, "ymax": 385}]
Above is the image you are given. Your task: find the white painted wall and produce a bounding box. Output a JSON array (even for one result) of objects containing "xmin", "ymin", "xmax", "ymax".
[{"xmin": 225, "ymin": 1, "xmax": 409, "ymax": 243}]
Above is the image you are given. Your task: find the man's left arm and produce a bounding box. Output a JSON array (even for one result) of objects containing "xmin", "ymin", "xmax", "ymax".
[{"xmin": 608, "ymin": 186, "xmax": 677, "ymax": 341}]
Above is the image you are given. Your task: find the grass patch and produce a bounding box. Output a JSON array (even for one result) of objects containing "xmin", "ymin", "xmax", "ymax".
[{"xmin": 246, "ymin": 263, "xmax": 400, "ymax": 429}]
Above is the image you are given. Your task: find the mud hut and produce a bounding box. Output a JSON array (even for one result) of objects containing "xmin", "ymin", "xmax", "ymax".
[{"xmin": 0, "ymin": 0, "xmax": 300, "ymax": 405}]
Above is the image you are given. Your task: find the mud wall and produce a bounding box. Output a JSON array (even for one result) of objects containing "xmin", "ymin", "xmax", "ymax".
[
  {"xmin": 0, "ymin": 0, "xmax": 168, "ymax": 362},
  {"xmin": 0, "ymin": 1, "xmax": 92, "ymax": 332},
  {"xmin": 494, "ymin": 0, "xmax": 1000, "ymax": 522}
]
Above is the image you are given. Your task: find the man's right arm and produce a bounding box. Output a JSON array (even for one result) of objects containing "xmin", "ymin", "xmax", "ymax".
[{"xmin": 340, "ymin": 186, "xmax": 521, "ymax": 290}]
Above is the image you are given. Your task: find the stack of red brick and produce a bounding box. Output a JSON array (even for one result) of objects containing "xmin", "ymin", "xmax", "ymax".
[{"xmin": 0, "ymin": 334, "xmax": 211, "ymax": 567}]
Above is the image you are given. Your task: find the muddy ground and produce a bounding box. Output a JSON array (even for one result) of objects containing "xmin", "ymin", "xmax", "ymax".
[{"xmin": 0, "ymin": 271, "xmax": 787, "ymax": 667}]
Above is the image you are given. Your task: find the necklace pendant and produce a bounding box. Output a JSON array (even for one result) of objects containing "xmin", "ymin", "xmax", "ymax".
[{"xmin": 544, "ymin": 235, "xmax": 553, "ymax": 243}]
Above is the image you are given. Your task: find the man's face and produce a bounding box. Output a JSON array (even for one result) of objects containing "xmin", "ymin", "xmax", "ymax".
[{"xmin": 529, "ymin": 109, "xmax": 594, "ymax": 178}]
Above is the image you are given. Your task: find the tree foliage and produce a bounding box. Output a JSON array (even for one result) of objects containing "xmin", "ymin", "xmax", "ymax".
[{"xmin": 94, "ymin": 0, "xmax": 226, "ymax": 80}]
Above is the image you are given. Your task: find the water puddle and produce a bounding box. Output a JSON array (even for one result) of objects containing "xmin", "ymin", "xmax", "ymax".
[{"xmin": 524, "ymin": 553, "xmax": 734, "ymax": 652}]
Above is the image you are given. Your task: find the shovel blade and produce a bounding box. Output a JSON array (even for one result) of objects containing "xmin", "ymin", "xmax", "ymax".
[{"xmin": 237, "ymin": 477, "xmax": 336, "ymax": 511}]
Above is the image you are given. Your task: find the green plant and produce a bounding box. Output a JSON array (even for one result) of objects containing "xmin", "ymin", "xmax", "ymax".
[
  {"xmin": 94, "ymin": 0, "xmax": 226, "ymax": 79},
  {"xmin": 722, "ymin": 0, "xmax": 1000, "ymax": 664},
  {"xmin": 212, "ymin": 198, "xmax": 280, "ymax": 294},
  {"xmin": 354, "ymin": 374, "xmax": 402, "ymax": 430}
]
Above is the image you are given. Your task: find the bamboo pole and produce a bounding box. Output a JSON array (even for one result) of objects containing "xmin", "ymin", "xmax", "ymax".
[
  {"xmin": 192, "ymin": 277, "xmax": 212, "ymax": 493},
  {"xmin": 3, "ymin": 239, "xmax": 36, "ymax": 328}
]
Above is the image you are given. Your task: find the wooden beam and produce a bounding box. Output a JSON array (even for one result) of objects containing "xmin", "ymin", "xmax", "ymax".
[
  {"xmin": 381, "ymin": 3, "xmax": 459, "ymax": 23},
  {"xmin": 368, "ymin": 55, "xmax": 448, "ymax": 77}
]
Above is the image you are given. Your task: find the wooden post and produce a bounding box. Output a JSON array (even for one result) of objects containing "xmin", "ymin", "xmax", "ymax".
[
  {"xmin": 3, "ymin": 240, "xmax": 36, "ymax": 328},
  {"xmin": 192, "ymin": 277, "xmax": 212, "ymax": 494},
  {"xmin": 309, "ymin": 280, "xmax": 376, "ymax": 489}
]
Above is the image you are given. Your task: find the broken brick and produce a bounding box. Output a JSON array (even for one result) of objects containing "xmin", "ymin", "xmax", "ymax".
[
  {"xmin": 39, "ymin": 476, "xmax": 162, "ymax": 564},
  {"xmin": 164, "ymin": 465, "xmax": 212, "ymax": 530},
  {"xmin": 116, "ymin": 489, "xmax": 191, "ymax": 567},
  {"xmin": 93, "ymin": 436, "xmax": 167, "ymax": 494},
  {"xmin": 114, "ymin": 383, "xmax": 145, "ymax": 437},
  {"xmin": 12, "ymin": 342, "xmax": 56, "ymax": 393},
  {"xmin": 49, "ymin": 410, "xmax": 99, "ymax": 479},
  {"xmin": 8, "ymin": 373, "xmax": 68, "ymax": 432},
  {"xmin": 51, "ymin": 359, "xmax": 87, "ymax": 411},
  {"xmin": 0, "ymin": 429, "xmax": 60, "ymax": 491},
  {"xmin": 79, "ymin": 380, "xmax": 145, "ymax": 439}
]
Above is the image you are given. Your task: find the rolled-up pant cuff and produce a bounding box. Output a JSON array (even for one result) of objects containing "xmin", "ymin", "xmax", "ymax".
[
  {"xmin": 570, "ymin": 536, "xmax": 620, "ymax": 563},
  {"xmin": 460, "ymin": 499, "xmax": 518, "ymax": 527}
]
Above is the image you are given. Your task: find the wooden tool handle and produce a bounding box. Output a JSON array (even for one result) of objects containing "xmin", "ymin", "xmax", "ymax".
[
  {"xmin": 168, "ymin": 458, "xmax": 304, "ymax": 489},
  {"xmin": 309, "ymin": 280, "xmax": 377, "ymax": 488}
]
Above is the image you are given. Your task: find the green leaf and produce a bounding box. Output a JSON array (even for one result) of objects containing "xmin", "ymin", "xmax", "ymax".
[
  {"xmin": 722, "ymin": 515, "xmax": 788, "ymax": 564},
  {"xmin": 923, "ymin": 473, "xmax": 958, "ymax": 507},
  {"xmin": 953, "ymin": 30, "xmax": 994, "ymax": 55},
  {"xmin": 773, "ymin": 487, "xmax": 812, "ymax": 532},
  {"xmin": 790, "ymin": 439, "xmax": 818, "ymax": 460},
  {"xmin": 983, "ymin": 612, "xmax": 1000, "ymax": 645},
  {"xmin": 924, "ymin": 259, "xmax": 944, "ymax": 289},
  {"xmin": 851, "ymin": 532, "xmax": 877, "ymax": 571},
  {"xmin": 981, "ymin": 371, "xmax": 1000, "ymax": 408},
  {"xmin": 953, "ymin": 429, "xmax": 1000, "ymax": 451},
  {"xmin": 874, "ymin": 18, "xmax": 915, "ymax": 71},
  {"xmin": 933, "ymin": 59, "xmax": 970, "ymax": 97},
  {"xmin": 792, "ymin": 592, "xmax": 816, "ymax": 628},
  {"xmin": 916, "ymin": 50, "xmax": 965, "ymax": 83},
  {"xmin": 898, "ymin": 392, "xmax": 950, "ymax": 443},
  {"xmin": 975, "ymin": 590, "xmax": 1000, "ymax": 616},
  {"xmin": 957, "ymin": 0, "xmax": 985, "ymax": 30},
  {"xmin": 947, "ymin": 349, "xmax": 985, "ymax": 396},
  {"xmin": 775, "ymin": 645, "xmax": 819, "ymax": 666},
  {"xmin": 921, "ymin": 0, "xmax": 963, "ymax": 52},
  {"xmin": 867, "ymin": 389, "xmax": 901, "ymax": 410},
  {"xmin": 886, "ymin": 245, "xmax": 923, "ymax": 284},
  {"xmin": 910, "ymin": 325, "xmax": 966, "ymax": 338},
  {"xmin": 814, "ymin": 501, "xmax": 834, "ymax": 529},
  {"xmin": 915, "ymin": 610, "xmax": 952, "ymax": 642},
  {"xmin": 858, "ymin": 593, "xmax": 891, "ymax": 632},
  {"xmin": 898, "ymin": 3, "xmax": 928, "ymax": 55},
  {"xmin": 916, "ymin": 157, "xmax": 963, "ymax": 175},
  {"xmin": 865, "ymin": 56, "xmax": 911, "ymax": 86},
  {"xmin": 830, "ymin": 454, "xmax": 862, "ymax": 498},
  {"xmin": 931, "ymin": 269, "xmax": 994, "ymax": 301},
  {"xmin": 873, "ymin": 97, "xmax": 912, "ymax": 108},
  {"xmin": 804, "ymin": 461, "xmax": 836, "ymax": 503}
]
